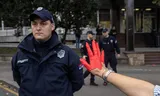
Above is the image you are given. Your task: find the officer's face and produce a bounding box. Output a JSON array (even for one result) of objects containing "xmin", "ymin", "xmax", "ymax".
[
  {"xmin": 102, "ymin": 31, "xmax": 109, "ymax": 37},
  {"xmin": 88, "ymin": 34, "xmax": 93, "ymax": 39},
  {"xmin": 31, "ymin": 18, "xmax": 54, "ymax": 42}
]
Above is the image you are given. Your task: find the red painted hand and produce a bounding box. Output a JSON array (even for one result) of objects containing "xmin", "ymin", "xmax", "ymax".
[{"xmin": 80, "ymin": 40, "xmax": 104, "ymax": 71}]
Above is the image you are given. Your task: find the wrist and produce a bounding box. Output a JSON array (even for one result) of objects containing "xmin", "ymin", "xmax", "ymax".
[
  {"xmin": 101, "ymin": 70, "xmax": 107, "ymax": 78},
  {"xmin": 102, "ymin": 70, "xmax": 114, "ymax": 82}
]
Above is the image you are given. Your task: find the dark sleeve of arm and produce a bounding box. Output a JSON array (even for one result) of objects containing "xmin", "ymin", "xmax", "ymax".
[
  {"xmin": 80, "ymin": 41, "xmax": 87, "ymax": 56},
  {"xmin": 113, "ymin": 38, "xmax": 120, "ymax": 54},
  {"xmin": 11, "ymin": 53, "xmax": 21, "ymax": 86},
  {"xmin": 68, "ymin": 49, "xmax": 84, "ymax": 93}
]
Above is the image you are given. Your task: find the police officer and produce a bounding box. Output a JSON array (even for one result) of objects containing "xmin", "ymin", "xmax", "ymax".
[
  {"xmin": 81, "ymin": 31, "xmax": 98, "ymax": 86},
  {"xmin": 11, "ymin": 7, "xmax": 83, "ymax": 96},
  {"xmin": 99, "ymin": 28, "xmax": 120, "ymax": 85}
]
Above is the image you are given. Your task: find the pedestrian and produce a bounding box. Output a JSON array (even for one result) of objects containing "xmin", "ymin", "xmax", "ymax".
[
  {"xmin": 96, "ymin": 24, "xmax": 103, "ymax": 42},
  {"xmin": 80, "ymin": 40, "xmax": 160, "ymax": 96},
  {"xmin": 11, "ymin": 7, "xmax": 84, "ymax": 96},
  {"xmin": 80, "ymin": 31, "xmax": 98, "ymax": 86},
  {"xmin": 75, "ymin": 29, "xmax": 81, "ymax": 48},
  {"xmin": 99, "ymin": 28, "xmax": 120, "ymax": 86},
  {"xmin": 110, "ymin": 26, "xmax": 117, "ymax": 38}
]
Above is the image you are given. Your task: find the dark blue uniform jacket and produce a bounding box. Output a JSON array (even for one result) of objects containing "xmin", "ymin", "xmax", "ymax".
[
  {"xmin": 99, "ymin": 36, "xmax": 120, "ymax": 55},
  {"xmin": 12, "ymin": 32, "xmax": 84, "ymax": 96},
  {"xmin": 80, "ymin": 39, "xmax": 93, "ymax": 57}
]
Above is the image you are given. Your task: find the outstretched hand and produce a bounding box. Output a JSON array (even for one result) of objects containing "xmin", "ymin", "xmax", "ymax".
[{"xmin": 80, "ymin": 40, "xmax": 104, "ymax": 71}]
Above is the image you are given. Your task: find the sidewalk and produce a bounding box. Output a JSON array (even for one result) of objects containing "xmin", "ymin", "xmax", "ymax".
[
  {"xmin": 0, "ymin": 42, "xmax": 160, "ymax": 52},
  {"xmin": 1, "ymin": 63, "xmax": 160, "ymax": 88},
  {"xmin": 0, "ymin": 63, "xmax": 160, "ymax": 96},
  {"xmin": 117, "ymin": 64, "xmax": 160, "ymax": 72}
]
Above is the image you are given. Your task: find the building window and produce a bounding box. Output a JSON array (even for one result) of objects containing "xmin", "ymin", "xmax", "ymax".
[
  {"xmin": 99, "ymin": 9, "xmax": 111, "ymax": 28},
  {"xmin": 135, "ymin": 8, "xmax": 156, "ymax": 33},
  {"xmin": 120, "ymin": 8, "xmax": 156, "ymax": 33}
]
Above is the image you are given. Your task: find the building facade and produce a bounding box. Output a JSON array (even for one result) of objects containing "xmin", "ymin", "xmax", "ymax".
[{"xmin": 98, "ymin": 0, "xmax": 160, "ymax": 48}]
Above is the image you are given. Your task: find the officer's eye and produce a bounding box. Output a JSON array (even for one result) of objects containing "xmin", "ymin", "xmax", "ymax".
[
  {"xmin": 31, "ymin": 21, "xmax": 37, "ymax": 26},
  {"xmin": 41, "ymin": 21, "xmax": 48, "ymax": 25}
]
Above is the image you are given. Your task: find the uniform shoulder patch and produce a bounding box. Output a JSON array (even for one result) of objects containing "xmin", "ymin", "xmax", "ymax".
[
  {"xmin": 17, "ymin": 59, "xmax": 28, "ymax": 64},
  {"xmin": 115, "ymin": 40, "xmax": 117, "ymax": 43},
  {"xmin": 78, "ymin": 64, "xmax": 84, "ymax": 70},
  {"xmin": 81, "ymin": 45, "xmax": 84, "ymax": 48}
]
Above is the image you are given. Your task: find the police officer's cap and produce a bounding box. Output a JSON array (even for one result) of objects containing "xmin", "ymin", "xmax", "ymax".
[
  {"xmin": 30, "ymin": 7, "xmax": 54, "ymax": 23},
  {"xmin": 102, "ymin": 28, "xmax": 109, "ymax": 33},
  {"xmin": 86, "ymin": 31, "xmax": 95, "ymax": 35}
]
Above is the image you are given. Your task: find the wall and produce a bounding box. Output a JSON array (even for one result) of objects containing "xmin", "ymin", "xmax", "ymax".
[{"xmin": 116, "ymin": 33, "xmax": 155, "ymax": 47}]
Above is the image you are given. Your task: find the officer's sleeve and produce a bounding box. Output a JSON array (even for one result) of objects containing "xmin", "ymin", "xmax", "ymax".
[
  {"xmin": 113, "ymin": 38, "xmax": 120, "ymax": 54},
  {"xmin": 80, "ymin": 41, "xmax": 87, "ymax": 56},
  {"xmin": 11, "ymin": 53, "xmax": 21, "ymax": 86},
  {"xmin": 68, "ymin": 49, "xmax": 84, "ymax": 93}
]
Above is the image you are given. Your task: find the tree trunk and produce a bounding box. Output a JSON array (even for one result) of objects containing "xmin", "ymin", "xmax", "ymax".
[{"xmin": 61, "ymin": 28, "xmax": 68, "ymax": 44}]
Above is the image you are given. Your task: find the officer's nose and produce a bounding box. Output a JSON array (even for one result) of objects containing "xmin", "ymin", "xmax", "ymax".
[{"xmin": 36, "ymin": 24, "xmax": 42, "ymax": 31}]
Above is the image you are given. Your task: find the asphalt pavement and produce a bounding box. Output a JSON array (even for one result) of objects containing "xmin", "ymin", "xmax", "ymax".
[{"xmin": 0, "ymin": 63, "xmax": 160, "ymax": 96}]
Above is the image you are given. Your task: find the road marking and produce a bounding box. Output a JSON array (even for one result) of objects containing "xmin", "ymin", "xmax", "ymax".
[
  {"xmin": 132, "ymin": 68, "xmax": 160, "ymax": 72},
  {"xmin": 0, "ymin": 84, "xmax": 18, "ymax": 96},
  {"xmin": 132, "ymin": 69, "xmax": 143, "ymax": 71}
]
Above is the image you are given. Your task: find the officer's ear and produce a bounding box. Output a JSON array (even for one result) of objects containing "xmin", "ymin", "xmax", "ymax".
[{"xmin": 51, "ymin": 23, "xmax": 55, "ymax": 31}]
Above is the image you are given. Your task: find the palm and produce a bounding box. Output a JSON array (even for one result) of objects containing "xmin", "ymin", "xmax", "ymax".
[
  {"xmin": 89, "ymin": 53, "xmax": 101, "ymax": 70},
  {"xmin": 80, "ymin": 40, "xmax": 104, "ymax": 71}
]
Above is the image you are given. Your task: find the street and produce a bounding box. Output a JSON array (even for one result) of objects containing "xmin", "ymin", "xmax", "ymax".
[{"xmin": 0, "ymin": 63, "xmax": 160, "ymax": 96}]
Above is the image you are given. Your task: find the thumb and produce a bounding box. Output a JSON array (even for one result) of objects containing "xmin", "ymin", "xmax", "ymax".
[{"xmin": 80, "ymin": 58, "xmax": 92, "ymax": 71}]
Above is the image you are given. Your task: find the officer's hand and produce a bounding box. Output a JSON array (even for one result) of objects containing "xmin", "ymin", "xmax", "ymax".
[
  {"xmin": 117, "ymin": 54, "xmax": 120, "ymax": 57},
  {"xmin": 80, "ymin": 40, "xmax": 104, "ymax": 71}
]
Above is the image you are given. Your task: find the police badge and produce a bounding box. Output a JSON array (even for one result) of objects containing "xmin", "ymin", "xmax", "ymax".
[
  {"xmin": 37, "ymin": 7, "xmax": 43, "ymax": 11},
  {"xmin": 57, "ymin": 50, "xmax": 65, "ymax": 58},
  {"xmin": 110, "ymin": 40, "xmax": 113, "ymax": 43}
]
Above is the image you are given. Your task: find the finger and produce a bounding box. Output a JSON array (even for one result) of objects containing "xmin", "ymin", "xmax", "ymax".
[
  {"xmin": 96, "ymin": 42, "xmax": 100, "ymax": 58},
  {"xmin": 100, "ymin": 50, "xmax": 104, "ymax": 63},
  {"xmin": 102, "ymin": 63, "xmax": 106, "ymax": 68},
  {"xmin": 101, "ymin": 63, "xmax": 107, "ymax": 73},
  {"xmin": 92, "ymin": 40, "xmax": 98, "ymax": 55},
  {"xmin": 102, "ymin": 63, "xmax": 109, "ymax": 72},
  {"xmin": 86, "ymin": 42, "xmax": 93, "ymax": 57},
  {"xmin": 80, "ymin": 58, "xmax": 92, "ymax": 71}
]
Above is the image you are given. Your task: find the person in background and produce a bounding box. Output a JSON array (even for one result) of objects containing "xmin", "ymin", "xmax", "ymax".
[
  {"xmin": 110, "ymin": 26, "xmax": 117, "ymax": 38},
  {"xmin": 99, "ymin": 28, "xmax": 120, "ymax": 86},
  {"xmin": 80, "ymin": 31, "xmax": 98, "ymax": 86},
  {"xmin": 96, "ymin": 24, "xmax": 103, "ymax": 42},
  {"xmin": 75, "ymin": 29, "xmax": 81, "ymax": 48},
  {"xmin": 80, "ymin": 40, "xmax": 160, "ymax": 96}
]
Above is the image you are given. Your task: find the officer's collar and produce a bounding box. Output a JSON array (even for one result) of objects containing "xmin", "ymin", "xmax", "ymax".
[
  {"xmin": 87, "ymin": 37, "xmax": 93, "ymax": 41},
  {"xmin": 47, "ymin": 32, "xmax": 61, "ymax": 50},
  {"xmin": 104, "ymin": 35, "xmax": 109, "ymax": 38},
  {"xmin": 18, "ymin": 31, "xmax": 61, "ymax": 52}
]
